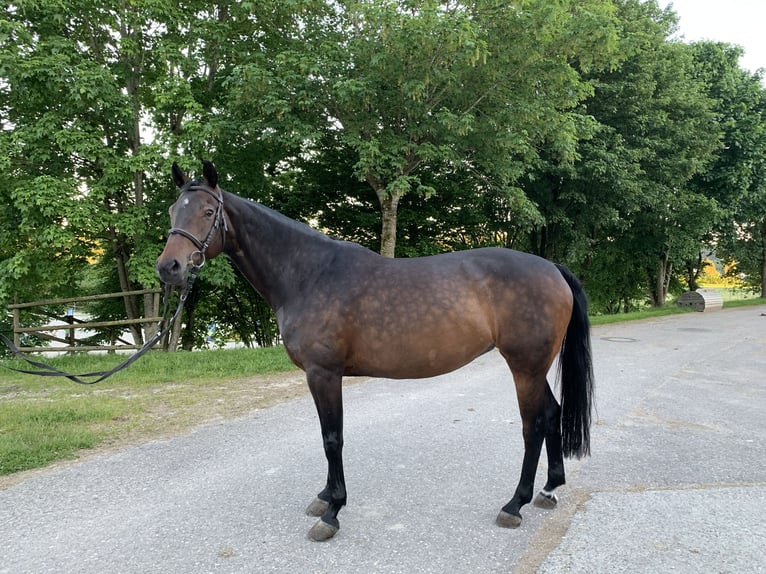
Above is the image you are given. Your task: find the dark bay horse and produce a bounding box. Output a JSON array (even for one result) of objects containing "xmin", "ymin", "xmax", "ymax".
[{"xmin": 156, "ymin": 161, "xmax": 594, "ymax": 541}]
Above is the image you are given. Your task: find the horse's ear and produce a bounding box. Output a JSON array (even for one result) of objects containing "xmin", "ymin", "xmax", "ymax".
[
  {"xmin": 171, "ymin": 162, "xmax": 188, "ymax": 188},
  {"xmin": 202, "ymin": 160, "xmax": 218, "ymax": 189}
]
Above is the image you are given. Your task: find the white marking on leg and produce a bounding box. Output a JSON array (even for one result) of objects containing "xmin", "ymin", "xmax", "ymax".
[{"xmin": 541, "ymin": 489, "xmax": 558, "ymax": 502}]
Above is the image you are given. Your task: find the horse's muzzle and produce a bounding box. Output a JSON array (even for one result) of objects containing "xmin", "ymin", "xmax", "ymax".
[{"xmin": 156, "ymin": 257, "xmax": 187, "ymax": 286}]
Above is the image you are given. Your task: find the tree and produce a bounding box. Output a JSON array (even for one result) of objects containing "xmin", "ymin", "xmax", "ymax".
[
  {"xmin": 227, "ymin": 0, "xmax": 620, "ymax": 257},
  {"xmin": 0, "ymin": 1, "xmax": 179, "ymax": 342},
  {"xmin": 601, "ymin": 35, "xmax": 720, "ymax": 307},
  {"xmin": 688, "ymin": 42, "xmax": 766, "ymax": 297},
  {"xmin": 0, "ymin": 2, "xmax": 311, "ymax": 348},
  {"xmin": 521, "ymin": 0, "xmax": 720, "ymax": 310}
]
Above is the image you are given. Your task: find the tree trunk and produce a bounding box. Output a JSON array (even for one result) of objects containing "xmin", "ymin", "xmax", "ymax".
[
  {"xmin": 686, "ymin": 253, "xmax": 702, "ymax": 291},
  {"xmin": 181, "ymin": 308, "xmax": 196, "ymax": 351},
  {"xmin": 144, "ymin": 291, "xmax": 159, "ymax": 340},
  {"xmin": 113, "ymin": 238, "xmax": 143, "ymax": 344},
  {"xmin": 528, "ymin": 225, "xmax": 555, "ymax": 259},
  {"xmin": 655, "ymin": 264, "xmax": 666, "ymax": 307},
  {"xmin": 379, "ymin": 194, "xmax": 401, "ymax": 258},
  {"xmin": 647, "ymin": 251, "xmax": 671, "ymax": 308},
  {"xmin": 652, "ymin": 252, "xmax": 671, "ymax": 307},
  {"xmin": 180, "ymin": 282, "xmax": 201, "ymax": 351},
  {"xmin": 165, "ymin": 283, "xmax": 201, "ymax": 352},
  {"xmin": 118, "ymin": 2, "xmax": 153, "ymax": 343},
  {"xmin": 167, "ymin": 309, "xmax": 184, "ymax": 352},
  {"xmin": 367, "ymin": 174, "xmax": 401, "ymax": 258},
  {"xmin": 761, "ymin": 255, "xmax": 765, "ymax": 299}
]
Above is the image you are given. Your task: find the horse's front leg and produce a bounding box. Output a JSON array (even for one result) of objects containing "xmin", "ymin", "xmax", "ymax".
[{"xmin": 304, "ymin": 366, "xmax": 346, "ymax": 541}]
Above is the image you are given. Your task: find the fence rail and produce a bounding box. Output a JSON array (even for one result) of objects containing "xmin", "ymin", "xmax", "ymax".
[{"xmin": 7, "ymin": 289, "xmax": 163, "ymax": 353}]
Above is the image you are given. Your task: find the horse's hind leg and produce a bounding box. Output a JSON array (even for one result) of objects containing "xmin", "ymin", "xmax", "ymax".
[
  {"xmin": 496, "ymin": 373, "xmax": 559, "ymax": 529},
  {"xmin": 304, "ymin": 366, "xmax": 346, "ymax": 541},
  {"xmin": 534, "ymin": 384, "xmax": 565, "ymax": 510}
]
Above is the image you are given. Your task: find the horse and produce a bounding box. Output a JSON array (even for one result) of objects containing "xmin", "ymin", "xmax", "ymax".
[{"xmin": 156, "ymin": 161, "xmax": 594, "ymax": 542}]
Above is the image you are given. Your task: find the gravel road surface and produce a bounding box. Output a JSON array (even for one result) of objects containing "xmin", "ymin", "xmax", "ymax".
[{"xmin": 2, "ymin": 306, "xmax": 765, "ymax": 573}]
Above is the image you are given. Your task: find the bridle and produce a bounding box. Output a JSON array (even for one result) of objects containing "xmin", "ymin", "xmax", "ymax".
[
  {"xmin": 167, "ymin": 184, "xmax": 228, "ymax": 273},
  {"xmin": 0, "ymin": 184, "xmax": 229, "ymax": 384}
]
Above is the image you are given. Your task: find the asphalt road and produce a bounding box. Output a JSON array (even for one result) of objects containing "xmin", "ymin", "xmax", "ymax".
[{"xmin": 2, "ymin": 306, "xmax": 765, "ymax": 573}]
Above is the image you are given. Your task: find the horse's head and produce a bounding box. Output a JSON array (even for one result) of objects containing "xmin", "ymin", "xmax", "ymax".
[{"xmin": 156, "ymin": 161, "xmax": 228, "ymax": 286}]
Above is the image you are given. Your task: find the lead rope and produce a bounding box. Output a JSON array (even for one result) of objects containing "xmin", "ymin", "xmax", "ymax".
[{"xmin": 0, "ymin": 265, "xmax": 201, "ymax": 385}]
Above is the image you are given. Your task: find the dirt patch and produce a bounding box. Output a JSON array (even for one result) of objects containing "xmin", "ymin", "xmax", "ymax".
[{"xmin": 512, "ymin": 488, "xmax": 593, "ymax": 574}]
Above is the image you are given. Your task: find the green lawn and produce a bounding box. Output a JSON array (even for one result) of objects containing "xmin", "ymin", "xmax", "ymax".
[{"xmin": 1, "ymin": 346, "xmax": 298, "ymax": 476}]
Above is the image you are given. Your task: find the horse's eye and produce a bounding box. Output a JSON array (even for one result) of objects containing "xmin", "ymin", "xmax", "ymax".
[{"xmin": 205, "ymin": 209, "xmax": 215, "ymax": 217}]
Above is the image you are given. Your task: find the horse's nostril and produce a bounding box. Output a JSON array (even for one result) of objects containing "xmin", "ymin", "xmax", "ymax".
[{"xmin": 157, "ymin": 258, "xmax": 183, "ymax": 283}]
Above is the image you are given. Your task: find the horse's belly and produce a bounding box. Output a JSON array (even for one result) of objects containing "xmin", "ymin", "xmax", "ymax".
[{"xmin": 344, "ymin": 320, "xmax": 494, "ymax": 379}]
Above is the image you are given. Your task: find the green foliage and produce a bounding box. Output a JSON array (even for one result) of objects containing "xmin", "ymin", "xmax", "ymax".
[
  {"xmin": 174, "ymin": 263, "xmax": 281, "ymax": 350},
  {"xmin": 228, "ymin": 0, "xmax": 621, "ymax": 255},
  {"xmin": 688, "ymin": 42, "xmax": 766, "ymax": 296},
  {"xmin": 521, "ymin": 0, "xmax": 724, "ymax": 309},
  {"xmin": 1, "ymin": 1, "xmax": 167, "ymax": 307}
]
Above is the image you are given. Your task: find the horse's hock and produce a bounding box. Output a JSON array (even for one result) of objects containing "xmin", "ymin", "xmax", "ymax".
[{"xmin": 677, "ymin": 289, "xmax": 724, "ymax": 312}]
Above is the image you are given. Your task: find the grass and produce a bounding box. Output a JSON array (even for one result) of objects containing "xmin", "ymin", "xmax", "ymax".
[
  {"xmin": 719, "ymin": 296, "xmax": 766, "ymax": 308},
  {"xmin": 2, "ymin": 295, "xmax": 765, "ymax": 479},
  {"xmin": 0, "ymin": 346, "xmax": 300, "ymax": 477},
  {"xmin": 3, "ymin": 345, "xmax": 296, "ymax": 388},
  {"xmin": 590, "ymin": 304, "xmax": 695, "ymax": 326},
  {"xmin": 590, "ymin": 293, "xmax": 766, "ymax": 325},
  {"xmin": 1, "ymin": 399, "xmax": 119, "ymax": 473}
]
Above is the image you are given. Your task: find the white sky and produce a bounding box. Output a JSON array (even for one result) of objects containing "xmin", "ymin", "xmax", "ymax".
[{"xmin": 659, "ymin": 0, "xmax": 766, "ymax": 74}]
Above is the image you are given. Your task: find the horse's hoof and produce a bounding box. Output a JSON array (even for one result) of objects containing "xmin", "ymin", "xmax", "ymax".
[
  {"xmin": 495, "ymin": 510, "xmax": 522, "ymax": 529},
  {"xmin": 534, "ymin": 491, "xmax": 558, "ymax": 509},
  {"xmin": 308, "ymin": 519, "xmax": 339, "ymax": 542},
  {"xmin": 305, "ymin": 497, "xmax": 329, "ymax": 517}
]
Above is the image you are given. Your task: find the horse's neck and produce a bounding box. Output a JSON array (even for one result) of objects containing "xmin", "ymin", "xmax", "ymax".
[{"xmin": 223, "ymin": 192, "xmax": 327, "ymax": 310}]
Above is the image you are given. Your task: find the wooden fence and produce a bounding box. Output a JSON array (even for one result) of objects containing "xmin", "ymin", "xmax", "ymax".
[{"xmin": 7, "ymin": 289, "xmax": 163, "ymax": 353}]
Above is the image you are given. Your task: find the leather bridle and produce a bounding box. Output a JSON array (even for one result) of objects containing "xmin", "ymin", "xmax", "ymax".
[{"xmin": 167, "ymin": 184, "xmax": 228, "ymax": 270}]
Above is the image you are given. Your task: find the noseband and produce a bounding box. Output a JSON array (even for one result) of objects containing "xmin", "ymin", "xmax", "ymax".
[{"xmin": 167, "ymin": 184, "xmax": 227, "ymax": 268}]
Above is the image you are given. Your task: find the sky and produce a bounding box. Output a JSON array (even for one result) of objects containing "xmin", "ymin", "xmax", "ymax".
[{"xmin": 658, "ymin": 0, "xmax": 766, "ymax": 74}]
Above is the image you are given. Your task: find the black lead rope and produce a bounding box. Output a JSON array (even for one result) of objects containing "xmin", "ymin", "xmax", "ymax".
[{"xmin": 0, "ymin": 266, "xmax": 200, "ymax": 385}]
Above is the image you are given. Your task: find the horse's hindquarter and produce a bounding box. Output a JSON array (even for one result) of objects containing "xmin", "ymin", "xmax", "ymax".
[{"xmin": 283, "ymin": 248, "xmax": 572, "ymax": 380}]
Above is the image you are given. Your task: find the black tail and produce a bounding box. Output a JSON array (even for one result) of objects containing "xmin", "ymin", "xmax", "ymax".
[{"xmin": 555, "ymin": 264, "xmax": 594, "ymax": 459}]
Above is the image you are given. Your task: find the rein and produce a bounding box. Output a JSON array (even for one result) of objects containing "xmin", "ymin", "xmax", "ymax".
[{"xmin": 0, "ymin": 184, "xmax": 224, "ymax": 385}]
